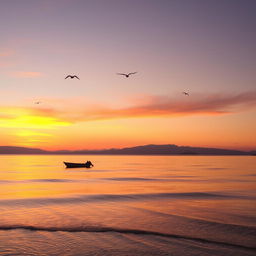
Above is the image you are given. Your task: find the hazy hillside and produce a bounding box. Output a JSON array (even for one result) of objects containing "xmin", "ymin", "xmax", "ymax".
[
  {"xmin": 0, "ymin": 146, "xmax": 47, "ymax": 154},
  {"xmin": 0, "ymin": 144, "xmax": 254, "ymax": 155}
]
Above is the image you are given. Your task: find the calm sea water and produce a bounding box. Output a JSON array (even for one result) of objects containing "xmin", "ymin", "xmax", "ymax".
[{"xmin": 0, "ymin": 155, "xmax": 255, "ymax": 256}]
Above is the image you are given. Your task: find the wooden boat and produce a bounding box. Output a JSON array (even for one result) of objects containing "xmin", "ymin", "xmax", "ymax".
[{"xmin": 64, "ymin": 161, "xmax": 93, "ymax": 168}]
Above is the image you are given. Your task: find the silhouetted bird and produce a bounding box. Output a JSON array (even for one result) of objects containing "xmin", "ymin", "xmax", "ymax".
[
  {"xmin": 34, "ymin": 101, "xmax": 41, "ymax": 104},
  {"xmin": 182, "ymin": 92, "xmax": 189, "ymax": 96},
  {"xmin": 117, "ymin": 72, "xmax": 137, "ymax": 78},
  {"xmin": 65, "ymin": 75, "xmax": 80, "ymax": 80}
]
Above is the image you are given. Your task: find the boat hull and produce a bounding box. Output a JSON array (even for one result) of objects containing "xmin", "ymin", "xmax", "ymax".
[{"xmin": 64, "ymin": 162, "xmax": 92, "ymax": 168}]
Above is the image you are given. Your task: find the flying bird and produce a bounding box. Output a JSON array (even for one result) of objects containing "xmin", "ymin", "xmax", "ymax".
[
  {"xmin": 117, "ymin": 72, "xmax": 137, "ymax": 78},
  {"xmin": 65, "ymin": 75, "xmax": 80, "ymax": 80},
  {"xmin": 34, "ymin": 101, "xmax": 41, "ymax": 104},
  {"xmin": 182, "ymin": 92, "xmax": 189, "ymax": 96}
]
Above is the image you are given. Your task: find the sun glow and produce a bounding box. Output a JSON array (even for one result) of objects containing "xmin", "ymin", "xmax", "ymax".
[{"xmin": 0, "ymin": 107, "xmax": 70, "ymax": 129}]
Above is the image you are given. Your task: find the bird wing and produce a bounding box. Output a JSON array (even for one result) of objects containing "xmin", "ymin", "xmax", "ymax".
[
  {"xmin": 128, "ymin": 72, "xmax": 137, "ymax": 75},
  {"xmin": 65, "ymin": 75, "xmax": 71, "ymax": 79},
  {"xmin": 74, "ymin": 76, "xmax": 80, "ymax": 79},
  {"xmin": 117, "ymin": 73, "xmax": 128, "ymax": 76}
]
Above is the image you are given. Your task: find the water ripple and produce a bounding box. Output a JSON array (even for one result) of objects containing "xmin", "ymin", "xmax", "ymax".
[{"xmin": 0, "ymin": 225, "xmax": 255, "ymax": 252}]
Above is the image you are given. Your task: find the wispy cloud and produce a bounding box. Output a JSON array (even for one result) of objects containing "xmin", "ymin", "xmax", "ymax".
[
  {"xmin": 0, "ymin": 48, "xmax": 15, "ymax": 67},
  {"xmin": 64, "ymin": 91, "xmax": 256, "ymax": 122},
  {"xmin": 1, "ymin": 92, "xmax": 256, "ymax": 125},
  {"xmin": 12, "ymin": 71, "xmax": 42, "ymax": 78},
  {"xmin": 0, "ymin": 49, "xmax": 14, "ymax": 57}
]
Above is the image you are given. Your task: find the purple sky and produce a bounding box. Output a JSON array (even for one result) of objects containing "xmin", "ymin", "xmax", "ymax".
[{"xmin": 0, "ymin": 0, "xmax": 256, "ymax": 150}]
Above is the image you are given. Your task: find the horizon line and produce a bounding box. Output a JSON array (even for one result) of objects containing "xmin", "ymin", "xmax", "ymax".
[{"xmin": 0, "ymin": 144, "xmax": 255, "ymax": 154}]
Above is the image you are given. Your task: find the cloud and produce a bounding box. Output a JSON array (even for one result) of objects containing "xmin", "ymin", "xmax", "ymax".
[
  {"xmin": 66, "ymin": 91, "xmax": 256, "ymax": 122},
  {"xmin": 1, "ymin": 92, "xmax": 256, "ymax": 126},
  {"xmin": 0, "ymin": 49, "xmax": 15, "ymax": 67},
  {"xmin": 12, "ymin": 72, "xmax": 42, "ymax": 78},
  {"xmin": 0, "ymin": 49, "xmax": 14, "ymax": 57}
]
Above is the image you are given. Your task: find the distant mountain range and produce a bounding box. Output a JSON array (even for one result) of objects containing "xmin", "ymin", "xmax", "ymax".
[{"xmin": 0, "ymin": 144, "xmax": 255, "ymax": 155}]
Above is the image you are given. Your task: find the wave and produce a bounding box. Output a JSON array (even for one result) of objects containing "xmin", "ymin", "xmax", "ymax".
[
  {"xmin": 29, "ymin": 179, "xmax": 74, "ymax": 183},
  {"xmin": 0, "ymin": 179, "xmax": 75, "ymax": 184},
  {"xmin": 101, "ymin": 177, "xmax": 169, "ymax": 181},
  {"xmin": 101, "ymin": 177, "xmax": 211, "ymax": 182},
  {"xmin": 0, "ymin": 224, "xmax": 255, "ymax": 251},
  {"xmin": 1, "ymin": 177, "xmax": 253, "ymax": 185},
  {"xmin": 0, "ymin": 192, "xmax": 239, "ymax": 207}
]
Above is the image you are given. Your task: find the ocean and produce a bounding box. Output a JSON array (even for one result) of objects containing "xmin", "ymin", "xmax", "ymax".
[{"xmin": 0, "ymin": 155, "xmax": 255, "ymax": 256}]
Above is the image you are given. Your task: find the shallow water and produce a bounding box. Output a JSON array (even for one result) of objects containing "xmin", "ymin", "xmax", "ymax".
[{"xmin": 0, "ymin": 155, "xmax": 255, "ymax": 255}]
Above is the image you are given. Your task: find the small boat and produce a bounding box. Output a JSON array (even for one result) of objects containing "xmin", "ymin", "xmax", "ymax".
[{"xmin": 64, "ymin": 161, "xmax": 94, "ymax": 168}]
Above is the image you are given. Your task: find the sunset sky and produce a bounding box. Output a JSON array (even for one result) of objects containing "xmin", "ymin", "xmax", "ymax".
[{"xmin": 0, "ymin": 0, "xmax": 256, "ymax": 151}]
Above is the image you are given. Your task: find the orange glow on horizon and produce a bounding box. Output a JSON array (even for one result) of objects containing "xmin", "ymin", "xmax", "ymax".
[{"xmin": 0, "ymin": 92, "xmax": 256, "ymax": 151}]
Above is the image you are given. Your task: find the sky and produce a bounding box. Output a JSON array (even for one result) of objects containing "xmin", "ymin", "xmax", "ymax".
[{"xmin": 0, "ymin": 0, "xmax": 256, "ymax": 151}]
